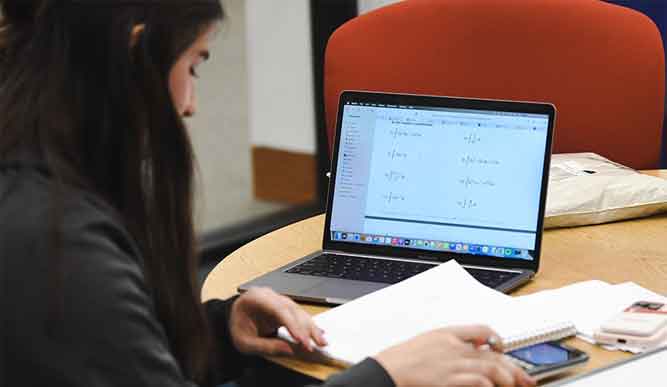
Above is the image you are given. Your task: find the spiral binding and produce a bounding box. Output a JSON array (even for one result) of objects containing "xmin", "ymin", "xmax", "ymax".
[{"xmin": 502, "ymin": 322, "xmax": 577, "ymax": 352}]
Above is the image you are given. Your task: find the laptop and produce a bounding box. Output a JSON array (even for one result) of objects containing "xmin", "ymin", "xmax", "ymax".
[{"xmin": 240, "ymin": 91, "xmax": 555, "ymax": 304}]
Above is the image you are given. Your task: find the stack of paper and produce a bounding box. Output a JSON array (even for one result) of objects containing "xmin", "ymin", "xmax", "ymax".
[
  {"xmin": 279, "ymin": 261, "xmax": 575, "ymax": 365},
  {"xmin": 279, "ymin": 261, "xmax": 666, "ymax": 364}
]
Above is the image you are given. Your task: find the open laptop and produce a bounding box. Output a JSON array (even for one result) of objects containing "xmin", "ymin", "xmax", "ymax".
[{"xmin": 240, "ymin": 91, "xmax": 555, "ymax": 304}]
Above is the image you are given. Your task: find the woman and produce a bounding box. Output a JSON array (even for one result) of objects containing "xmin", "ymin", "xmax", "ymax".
[{"xmin": 0, "ymin": 1, "xmax": 534, "ymax": 386}]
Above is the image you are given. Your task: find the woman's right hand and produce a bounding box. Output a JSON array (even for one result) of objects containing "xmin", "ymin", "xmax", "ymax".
[{"xmin": 374, "ymin": 325, "xmax": 536, "ymax": 387}]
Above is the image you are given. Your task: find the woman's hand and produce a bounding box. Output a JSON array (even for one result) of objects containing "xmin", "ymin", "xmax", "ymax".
[
  {"xmin": 229, "ymin": 287, "xmax": 327, "ymax": 356},
  {"xmin": 374, "ymin": 325, "xmax": 536, "ymax": 387}
]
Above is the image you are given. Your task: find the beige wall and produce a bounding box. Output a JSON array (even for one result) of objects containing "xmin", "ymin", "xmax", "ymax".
[
  {"xmin": 358, "ymin": 0, "xmax": 402, "ymax": 14},
  {"xmin": 191, "ymin": 1, "xmax": 358, "ymax": 230},
  {"xmin": 189, "ymin": 0, "xmax": 283, "ymax": 232},
  {"xmin": 245, "ymin": 0, "xmax": 316, "ymax": 154}
]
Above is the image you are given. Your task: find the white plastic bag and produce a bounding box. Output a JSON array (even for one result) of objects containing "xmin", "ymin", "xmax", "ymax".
[{"xmin": 545, "ymin": 153, "xmax": 667, "ymax": 228}]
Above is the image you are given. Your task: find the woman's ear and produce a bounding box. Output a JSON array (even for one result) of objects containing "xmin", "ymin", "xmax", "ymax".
[{"xmin": 130, "ymin": 24, "xmax": 145, "ymax": 48}]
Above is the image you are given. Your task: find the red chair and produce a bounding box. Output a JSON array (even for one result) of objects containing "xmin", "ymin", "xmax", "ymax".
[{"xmin": 324, "ymin": 0, "xmax": 665, "ymax": 169}]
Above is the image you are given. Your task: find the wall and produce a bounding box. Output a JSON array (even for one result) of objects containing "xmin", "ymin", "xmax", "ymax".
[
  {"xmin": 189, "ymin": 0, "xmax": 283, "ymax": 232},
  {"xmin": 358, "ymin": 0, "xmax": 402, "ymax": 14},
  {"xmin": 245, "ymin": 0, "xmax": 316, "ymax": 155},
  {"xmin": 245, "ymin": 1, "xmax": 318, "ymax": 203}
]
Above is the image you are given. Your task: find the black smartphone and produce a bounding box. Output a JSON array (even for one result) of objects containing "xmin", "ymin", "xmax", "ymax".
[{"xmin": 505, "ymin": 341, "xmax": 589, "ymax": 381}]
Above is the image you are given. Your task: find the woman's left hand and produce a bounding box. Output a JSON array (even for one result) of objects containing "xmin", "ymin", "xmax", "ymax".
[{"xmin": 229, "ymin": 287, "xmax": 328, "ymax": 356}]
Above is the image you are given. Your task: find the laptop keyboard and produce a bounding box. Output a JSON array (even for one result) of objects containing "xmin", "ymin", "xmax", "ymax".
[{"xmin": 285, "ymin": 254, "xmax": 521, "ymax": 288}]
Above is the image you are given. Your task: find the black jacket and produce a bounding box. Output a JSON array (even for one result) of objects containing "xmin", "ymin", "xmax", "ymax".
[{"xmin": 0, "ymin": 159, "xmax": 394, "ymax": 387}]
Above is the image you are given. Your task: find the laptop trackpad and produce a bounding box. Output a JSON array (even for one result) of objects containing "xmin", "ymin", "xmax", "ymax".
[{"xmin": 305, "ymin": 280, "xmax": 386, "ymax": 302}]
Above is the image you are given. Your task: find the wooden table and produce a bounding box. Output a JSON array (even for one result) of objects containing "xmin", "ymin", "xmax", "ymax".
[{"xmin": 202, "ymin": 170, "xmax": 667, "ymax": 383}]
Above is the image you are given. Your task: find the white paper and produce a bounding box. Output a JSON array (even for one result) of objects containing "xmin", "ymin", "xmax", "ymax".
[
  {"xmin": 547, "ymin": 348, "xmax": 667, "ymax": 386},
  {"xmin": 280, "ymin": 261, "xmax": 573, "ymax": 365},
  {"xmin": 515, "ymin": 280, "xmax": 667, "ymax": 352},
  {"xmin": 279, "ymin": 263, "xmax": 666, "ymax": 364}
]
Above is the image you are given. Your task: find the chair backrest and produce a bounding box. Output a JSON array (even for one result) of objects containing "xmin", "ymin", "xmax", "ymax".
[{"xmin": 324, "ymin": 0, "xmax": 665, "ymax": 169}]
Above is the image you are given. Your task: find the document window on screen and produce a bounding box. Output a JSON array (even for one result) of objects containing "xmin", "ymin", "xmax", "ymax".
[{"xmin": 329, "ymin": 102, "xmax": 549, "ymax": 261}]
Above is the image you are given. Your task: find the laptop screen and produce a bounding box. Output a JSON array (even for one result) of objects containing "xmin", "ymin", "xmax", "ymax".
[{"xmin": 328, "ymin": 97, "xmax": 551, "ymax": 262}]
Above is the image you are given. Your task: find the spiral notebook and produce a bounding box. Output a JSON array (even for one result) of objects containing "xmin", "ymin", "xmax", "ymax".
[{"xmin": 278, "ymin": 260, "xmax": 576, "ymax": 366}]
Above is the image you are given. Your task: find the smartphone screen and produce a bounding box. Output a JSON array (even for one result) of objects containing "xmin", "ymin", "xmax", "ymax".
[{"xmin": 508, "ymin": 342, "xmax": 570, "ymax": 365}]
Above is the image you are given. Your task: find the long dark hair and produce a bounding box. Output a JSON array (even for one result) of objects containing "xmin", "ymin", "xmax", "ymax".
[{"xmin": 0, "ymin": 0, "xmax": 224, "ymax": 382}]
